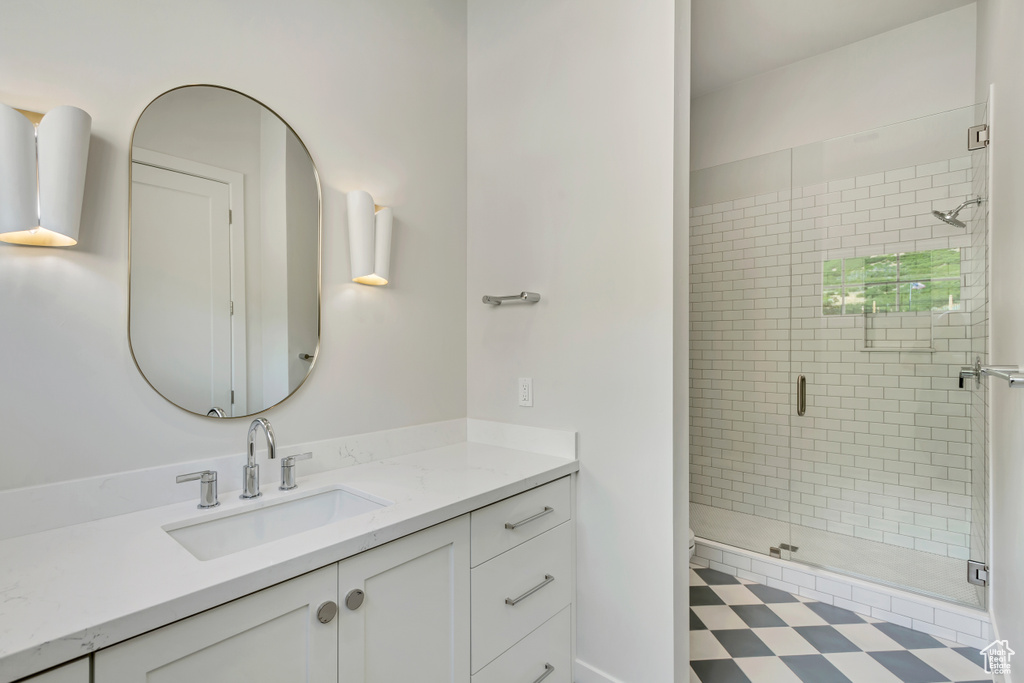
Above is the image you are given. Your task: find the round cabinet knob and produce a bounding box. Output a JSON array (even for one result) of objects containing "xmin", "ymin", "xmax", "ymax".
[
  {"xmin": 345, "ymin": 588, "xmax": 365, "ymax": 610},
  {"xmin": 316, "ymin": 600, "xmax": 338, "ymax": 624}
]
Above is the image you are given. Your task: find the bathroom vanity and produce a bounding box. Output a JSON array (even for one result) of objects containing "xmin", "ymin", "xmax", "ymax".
[
  {"xmin": 1, "ymin": 83, "xmax": 578, "ymax": 683},
  {"xmin": 0, "ymin": 433, "xmax": 577, "ymax": 683}
]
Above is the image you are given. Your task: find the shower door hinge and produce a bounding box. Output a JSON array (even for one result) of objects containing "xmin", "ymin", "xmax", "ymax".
[
  {"xmin": 230, "ymin": 300, "xmax": 234, "ymax": 315},
  {"xmin": 968, "ymin": 124, "xmax": 990, "ymax": 151},
  {"xmin": 231, "ymin": 390, "xmax": 235, "ymax": 404},
  {"xmin": 968, "ymin": 559, "xmax": 989, "ymax": 586},
  {"xmin": 770, "ymin": 543, "xmax": 799, "ymax": 559}
]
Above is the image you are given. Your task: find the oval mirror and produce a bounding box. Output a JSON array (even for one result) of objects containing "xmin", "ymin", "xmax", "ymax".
[{"xmin": 129, "ymin": 85, "xmax": 321, "ymax": 418}]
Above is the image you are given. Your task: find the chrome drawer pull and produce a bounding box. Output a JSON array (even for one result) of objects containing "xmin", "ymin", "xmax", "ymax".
[
  {"xmin": 532, "ymin": 663, "xmax": 554, "ymax": 683},
  {"xmin": 505, "ymin": 574, "xmax": 554, "ymax": 606},
  {"xmin": 505, "ymin": 506, "xmax": 554, "ymax": 530}
]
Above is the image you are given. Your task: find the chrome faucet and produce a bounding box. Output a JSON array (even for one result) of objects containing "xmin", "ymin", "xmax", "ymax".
[{"xmin": 242, "ymin": 418, "xmax": 276, "ymax": 499}]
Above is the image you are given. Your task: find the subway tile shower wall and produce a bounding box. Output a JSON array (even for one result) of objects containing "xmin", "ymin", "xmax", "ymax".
[{"xmin": 690, "ymin": 155, "xmax": 985, "ymax": 562}]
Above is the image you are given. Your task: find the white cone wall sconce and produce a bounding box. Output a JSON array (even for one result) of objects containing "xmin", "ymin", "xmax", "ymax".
[
  {"xmin": 347, "ymin": 190, "xmax": 392, "ymax": 285},
  {"xmin": 0, "ymin": 104, "xmax": 92, "ymax": 247}
]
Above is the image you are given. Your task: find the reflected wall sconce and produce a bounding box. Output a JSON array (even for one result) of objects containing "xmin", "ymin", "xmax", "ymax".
[
  {"xmin": 0, "ymin": 103, "xmax": 92, "ymax": 247},
  {"xmin": 346, "ymin": 190, "xmax": 392, "ymax": 285}
]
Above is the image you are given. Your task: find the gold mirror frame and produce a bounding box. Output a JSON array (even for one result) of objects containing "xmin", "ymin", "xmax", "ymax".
[{"xmin": 127, "ymin": 84, "xmax": 322, "ymax": 419}]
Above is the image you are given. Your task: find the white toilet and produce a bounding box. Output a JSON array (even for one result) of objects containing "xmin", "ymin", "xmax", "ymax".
[{"xmin": 688, "ymin": 528, "xmax": 695, "ymax": 559}]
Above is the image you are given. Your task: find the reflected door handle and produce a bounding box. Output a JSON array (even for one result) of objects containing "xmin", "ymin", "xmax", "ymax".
[
  {"xmin": 796, "ymin": 375, "xmax": 806, "ymax": 416},
  {"xmin": 532, "ymin": 664, "xmax": 555, "ymax": 683}
]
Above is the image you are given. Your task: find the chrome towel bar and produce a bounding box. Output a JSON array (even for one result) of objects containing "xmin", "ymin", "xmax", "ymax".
[
  {"xmin": 959, "ymin": 356, "xmax": 1024, "ymax": 388},
  {"xmin": 982, "ymin": 366, "xmax": 1024, "ymax": 387},
  {"xmin": 483, "ymin": 291, "xmax": 541, "ymax": 306}
]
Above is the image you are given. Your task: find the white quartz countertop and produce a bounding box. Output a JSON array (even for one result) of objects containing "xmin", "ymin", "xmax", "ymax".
[{"xmin": 0, "ymin": 442, "xmax": 578, "ymax": 682}]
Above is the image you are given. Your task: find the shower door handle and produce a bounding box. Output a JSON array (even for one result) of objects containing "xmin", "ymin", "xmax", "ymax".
[{"xmin": 796, "ymin": 375, "xmax": 806, "ymax": 416}]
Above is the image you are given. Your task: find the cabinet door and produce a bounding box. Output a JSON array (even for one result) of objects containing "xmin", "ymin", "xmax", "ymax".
[
  {"xmin": 338, "ymin": 515, "xmax": 470, "ymax": 683},
  {"xmin": 95, "ymin": 565, "xmax": 337, "ymax": 683}
]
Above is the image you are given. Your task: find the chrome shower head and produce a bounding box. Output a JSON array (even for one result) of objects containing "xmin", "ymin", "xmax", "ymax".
[
  {"xmin": 932, "ymin": 209, "xmax": 967, "ymax": 228},
  {"xmin": 932, "ymin": 197, "xmax": 984, "ymax": 228}
]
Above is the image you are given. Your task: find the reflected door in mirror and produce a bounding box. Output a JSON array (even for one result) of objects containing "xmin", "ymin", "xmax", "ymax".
[{"xmin": 131, "ymin": 163, "xmax": 235, "ymax": 414}]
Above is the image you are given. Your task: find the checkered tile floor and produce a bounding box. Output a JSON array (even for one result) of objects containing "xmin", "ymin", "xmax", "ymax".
[{"xmin": 689, "ymin": 565, "xmax": 991, "ymax": 683}]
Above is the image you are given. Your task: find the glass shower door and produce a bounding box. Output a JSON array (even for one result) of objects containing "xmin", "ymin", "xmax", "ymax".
[
  {"xmin": 787, "ymin": 104, "xmax": 988, "ymax": 608},
  {"xmin": 689, "ymin": 149, "xmax": 794, "ymax": 561}
]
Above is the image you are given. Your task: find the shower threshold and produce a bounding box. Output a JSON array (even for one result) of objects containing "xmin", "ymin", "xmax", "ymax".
[{"xmin": 690, "ymin": 503, "xmax": 982, "ymax": 609}]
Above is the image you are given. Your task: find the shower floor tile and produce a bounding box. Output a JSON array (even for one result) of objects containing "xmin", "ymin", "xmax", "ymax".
[{"xmin": 689, "ymin": 564, "xmax": 989, "ymax": 683}]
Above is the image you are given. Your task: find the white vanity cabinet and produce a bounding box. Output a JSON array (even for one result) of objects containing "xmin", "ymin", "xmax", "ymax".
[
  {"xmin": 470, "ymin": 477, "xmax": 573, "ymax": 681},
  {"xmin": 94, "ymin": 564, "xmax": 340, "ymax": 682},
  {"xmin": 92, "ymin": 516, "xmax": 470, "ymax": 683},
  {"xmin": 0, "ymin": 437, "xmax": 580, "ymax": 683},
  {"xmin": 87, "ymin": 477, "xmax": 572, "ymax": 683},
  {"xmin": 337, "ymin": 515, "xmax": 470, "ymax": 682}
]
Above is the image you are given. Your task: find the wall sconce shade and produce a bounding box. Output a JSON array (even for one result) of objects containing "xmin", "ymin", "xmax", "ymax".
[
  {"xmin": 347, "ymin": 190, "xmax": 392, "ymax": 285},
  {"xmin": 0, "ymin": 104, "xmax": 91, "ymax": 246}
]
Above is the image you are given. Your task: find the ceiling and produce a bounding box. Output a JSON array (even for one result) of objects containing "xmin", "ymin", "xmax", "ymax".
[{"xmin": 691, "ymin": 0, "xmax": 976, "ymax": 98}]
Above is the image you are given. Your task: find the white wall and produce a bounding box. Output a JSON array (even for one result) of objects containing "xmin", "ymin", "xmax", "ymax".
[
  {"xmin": 673, "ymin": 1, "xmax": 693, "ymax": 678},
  {"xmin": 691, "ymin": 4, "xmax": 978, "ymax": 170},
  {"xmin": 466, "ymin": 1, "xmax": 678, "ymax": 681},
  {"xmin": 0, "ymin": 0, "xmax": 468, "ymax": 490},
  {"xmin": 975, "ymin": 0, "xmax": 1024, "ymax": 662}
]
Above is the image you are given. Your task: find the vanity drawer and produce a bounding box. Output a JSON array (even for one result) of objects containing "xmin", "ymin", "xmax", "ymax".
[
  {"xmin": 472, "ymin": 607, "xmax": 570, "ymax": 683},
  {"xmin": 471, "ymin": 476, "xmax": 570, "ymax": 566},
  {"xmin": 471, "ymin": 521, "xmax": 572, "ymax": 672}
]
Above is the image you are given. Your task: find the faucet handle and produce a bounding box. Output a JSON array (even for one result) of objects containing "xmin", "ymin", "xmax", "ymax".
[
  {"xmin": 176, "ymin": 470, "xmax": 216, "ymax": 483},
  {"xmin": 282, "ymin": 452, "xmax": 313, "ymax": 466},
  {"xmin": 280, "ymin": 452, "xmax": 313, "ymax": 491},
  {"xmin": 176, "ymin": 470, "xmax": 220, "ymax": 509}
]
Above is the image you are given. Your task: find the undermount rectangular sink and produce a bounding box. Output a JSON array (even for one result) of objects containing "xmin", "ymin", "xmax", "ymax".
[{"xmin": 164, "ymin": 486, "xmax": 391, "ymax": 561}]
